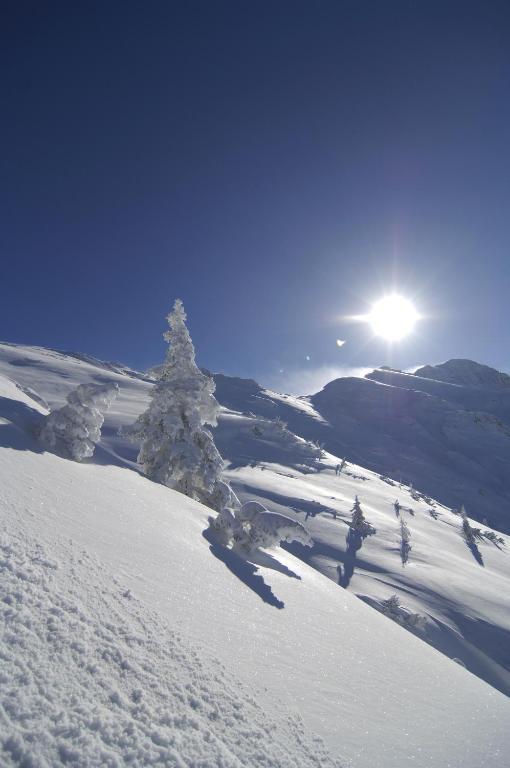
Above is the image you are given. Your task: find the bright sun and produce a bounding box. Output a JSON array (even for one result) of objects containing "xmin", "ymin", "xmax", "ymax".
[{"xmin": 368, "ymin": 295, "xmax": 419, "ymax": 341}]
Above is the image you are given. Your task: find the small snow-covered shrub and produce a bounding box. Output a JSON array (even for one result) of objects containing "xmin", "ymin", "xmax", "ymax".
[
  {"xmin": 238, "ymin": 502, "xmax": 312, "ymax": 553},
  {"xmin": 379, "ymin": 594, "xmax": 426, "ymax": 631},
  {"xmin": 209, "ymin": 500, "xmax": 312, "ymax": 555},
  {"xmin": 39, "ymin": 382, "xmax": 118, "ymax": 461}
]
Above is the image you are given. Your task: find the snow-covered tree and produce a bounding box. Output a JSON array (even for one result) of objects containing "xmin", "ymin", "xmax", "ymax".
[
  {"xmin": 349, "ymin": 496, "xmax": 375, "ymax": 537},
  {"xmin": 209, "ymin": 499, "xmax": 312, "ymax": 554},
  {"xmin": 127, "ymin": 299, "xmax": 227, "ymax": 509},
  {"xmin": 379, "ymin": 594, "xmax": 426, "ymax": 631},
  {"xmin": 39, "ymin": 381, "xmax": 118, "ymax": 461},
  {"xmin": 460, "ymin": 505, "xmax": 476, "ymax": 543},
  {"xmin": 237, "ymin": 501, "xmax": 312, "ymax": 553},
  {"xmin": 381, "ymin": 594, "xmax": 401, "ymax": 618},
  {"xmin": 399, "ymin": 516, "xmax": 412, "ymax": 565}
]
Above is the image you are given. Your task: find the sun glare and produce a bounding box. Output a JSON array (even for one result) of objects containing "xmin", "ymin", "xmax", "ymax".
[{"xmin": 368, "ymin": 295, "xmax": 419, "ymax": 341}]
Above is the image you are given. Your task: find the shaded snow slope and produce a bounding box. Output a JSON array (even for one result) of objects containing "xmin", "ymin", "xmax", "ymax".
[
  {"xmin": 215, "ymin": 357, "xmax": 510, "ymax": 533},
  {"xmin": 367, "ymin": 365, "xmax": 510, "ymax": 433},
  {"xmin": 1, "ymin": 372, "xmax": 510, "ymax": 767},
  {"xmin": 311, "ymin": 374, "xmax": 510, "ymax": 532}
]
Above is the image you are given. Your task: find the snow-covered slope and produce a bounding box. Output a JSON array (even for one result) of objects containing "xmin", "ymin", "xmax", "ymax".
[
  {"xmin": 213, "ymin": 360, "xmax": 510, "ymax": 534},
  {"xmin": 1, "ymin": 343, "xmax": 510, "ymax": 767},
  {"xmin": 415, "ymin": 359, "xmax": 510, "ymax": 390},
  {"xmin": 310, "ymin": 373, "xmax": 510, "ymax": 533}
]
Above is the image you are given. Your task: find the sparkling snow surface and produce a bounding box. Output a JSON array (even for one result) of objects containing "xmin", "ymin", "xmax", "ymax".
[{"xmin": 1, "ymin": 343, "xmax": 510, "ymax": 767}]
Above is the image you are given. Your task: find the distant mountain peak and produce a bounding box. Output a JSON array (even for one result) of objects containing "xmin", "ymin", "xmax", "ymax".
[{"xmin": 414, "ymin": 359, "xmax": 510, "ymax": 390}]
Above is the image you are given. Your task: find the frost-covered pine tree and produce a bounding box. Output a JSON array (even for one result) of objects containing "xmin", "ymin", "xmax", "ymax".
[
  {"xmin": 39, "ymin": 381, "xmax": 118, "ymax": 461},
  {"xmin": 128, "ymin": 299, "xmax": 227, "ymax": 509},
  {"xmin": 349, "ymin": 496, "xmax": 375, "ymax": 537}
]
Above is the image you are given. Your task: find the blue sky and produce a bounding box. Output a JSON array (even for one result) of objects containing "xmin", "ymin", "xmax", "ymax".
[{"xmin": 1, "ymin": 1, "xmax": 509, "ymax": 393}]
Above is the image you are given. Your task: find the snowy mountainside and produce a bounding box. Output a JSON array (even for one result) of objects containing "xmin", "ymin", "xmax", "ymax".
[
  {"xmin": 310, "ymin": 373, "xmax": 510, "ymax": 532},
  {"xmin": 367, "ymin": 365, "xmax": 510, "ymax": 434},
  {"xmin": 215, "ymin": 361, "xmax": 510, "ymax": 533},
  {"xmin": 3, "ymin": 356, "xmax": 510, "ymax": 766},
  {"xmin": 415, "ymin": 358, "xmax": 510, "ymax": 390},
  {"xmin": 1, "ymin": 342, "xmax": 510, "ymax": 761}
]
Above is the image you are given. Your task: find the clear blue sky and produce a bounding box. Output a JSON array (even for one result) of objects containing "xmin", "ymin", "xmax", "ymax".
[{"xmin": 2, "ymin": 1, "xmax": 509, "ymax": 393}]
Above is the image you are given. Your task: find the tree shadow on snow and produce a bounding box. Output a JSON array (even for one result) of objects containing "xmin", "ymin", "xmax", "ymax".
[
  {"xmin": 239, "ymin": 485, "xmax": 340, "ymax": 521},
  {"xmin": 248, "ymin": 548, "xmax": 301, "ymax": 580},
  {"xmin": 202, "ymin": 528, "xmax": 285, "ymax": 609},
  {"xmin": 465, "ymin": 537, "xmax": 484, "ymax": 567},
  {"xmin": 338, "ymin": 529, "xmax": 363, "ymax": 588},
  {"xmin": 90, "ymin": 439, "xmax": 141, "ymax": 471},
  {"xmin": 282, "ymin": 536, "xmax": 387, "ymax": 587}
]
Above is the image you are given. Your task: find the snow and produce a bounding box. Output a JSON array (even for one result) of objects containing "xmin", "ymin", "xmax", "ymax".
[
  {"xmin": 228, "ymin": 459, "xmax": 510, "ymax": 698},
  {"xmin": 0, "ymin": 530, "xmax": 337, "ymax": 768},
  {"xmin": 414, "ymin": 359, "xmax": 510, "ymax": 390},
  {"xmin": 310, "ymin": 373, "xmax": 510, "ymax": 532},
  {"xmin": 213, "ymin": 360, "xmax": 510, "ymax": 534},
  {"xmin": 1, "ymin": 342, "xmax": 510, "ymax": 767}
]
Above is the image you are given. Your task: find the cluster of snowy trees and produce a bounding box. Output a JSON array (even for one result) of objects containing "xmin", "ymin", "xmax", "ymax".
[
  {"xmin": 38, "ymin": 299, "xmax": 312, "ymax": 557},
  {"xmin": 248, "ymin": 414, "xmax": 324, "ymax": 470},
  {"xmin": 124, "ymin": 299, "xmax": 313, "ymax": 553},
  {"xmin": 347, "ymin": 495, "xmax": 412, "ymax": 567},
  {"xmin": 39, "ymin": 382, "xmax": 118, "ymax": 460}
]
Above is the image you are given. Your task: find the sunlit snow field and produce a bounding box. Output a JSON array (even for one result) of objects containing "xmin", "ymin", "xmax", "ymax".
[{"xmin": 1, "ymin": 342, "xmax": 509, "ymax": 767}]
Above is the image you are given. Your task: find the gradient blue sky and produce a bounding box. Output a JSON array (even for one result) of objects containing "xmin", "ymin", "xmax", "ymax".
[{"xmin": 2, "ymin": 1, "xmax": 509, "ymax": 393}]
